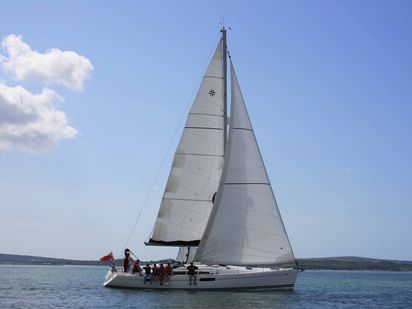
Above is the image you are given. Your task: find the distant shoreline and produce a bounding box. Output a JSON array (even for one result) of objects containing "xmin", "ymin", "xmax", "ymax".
[
  {"xmin": 1, "ymin": 253, "xmax": 411, "ymax": 272},
  {"xmin": 296, "ymin": 256, "xmax": 412, "ymax": 272}
]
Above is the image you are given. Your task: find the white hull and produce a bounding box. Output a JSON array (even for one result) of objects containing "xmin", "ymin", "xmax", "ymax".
[{"xmin": 104, "ymin": 265, "xmax": 298, "ymax": 291}]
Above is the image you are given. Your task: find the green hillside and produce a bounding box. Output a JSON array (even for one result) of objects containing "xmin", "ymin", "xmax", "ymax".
[{"xmin": 297, "ymin": 256, "xmax": 412, "ymax": 271}]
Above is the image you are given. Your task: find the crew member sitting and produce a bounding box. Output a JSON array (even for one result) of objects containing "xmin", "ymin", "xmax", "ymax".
[
  {"xmin": 186, "ymin": 262, "xmax": 198, "ymax": 286},
  {"xmin": 158, "ymin": 263, "xmax": 166, "ymax": 285},
  {"xmin": 151, "ymin": 264, "xmax": 159, "ymax": 285},
  {"xmin": 165, "ymin": 262, "xmax": 173, "ymax": 285},
  {"xmin": 143, "ymin": 263, "xmax": 152, "ymax": 284},
  {"xmin": 132, "ymin": 259, "xmax": 142, "ymax": 275}
]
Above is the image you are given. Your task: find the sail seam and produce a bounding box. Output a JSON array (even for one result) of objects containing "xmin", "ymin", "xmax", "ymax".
[
  {"xmin": 224, "ymin": 182, "xmax": 270, "ymax": 185},
  {"xmin": 233, "ymin": 127, "xmax": 253, "ymax": 131},
  {"xmin": 189, "ymin": 112, "xmax": 224, "ymax": 117},
  {"xmin": 175, "ymin": 152, "xmax": 224, "ymax": 157},
  {"xmin": 163, "ymin": 197, "xmax": 212, "ymax": 202},
  {"xmin": 204, "ymin": 75, "xmax": 224, "ymax": 79},
  {"xmin": 185, "ymin": 126, "xmax": 223, "ymax": 130}
]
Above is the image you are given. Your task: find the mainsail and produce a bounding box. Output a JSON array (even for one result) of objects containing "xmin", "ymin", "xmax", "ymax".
[
  {"xmin": 147, "ymin": 40, "xmax": 225, "ymax": 246},
  {"xmin": 194, "ymin": 62, "xmax": 296, "ymax": 265}
]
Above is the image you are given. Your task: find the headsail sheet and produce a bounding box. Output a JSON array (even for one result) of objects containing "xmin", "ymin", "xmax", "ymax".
[
  {"xmin": 147, "ymin": 40, "xmax": 225, "ymax": 246},
  {"xmin": 194, "ymin": 62, "xmax": 296, "ymax": 265}
]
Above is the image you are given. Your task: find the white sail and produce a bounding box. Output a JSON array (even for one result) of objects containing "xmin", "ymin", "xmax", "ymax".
[
  {"xmin": 176, "ymin": 247, "xmax": 197, "ymax": 263},
  {"xmin": 195, "ymin": 62, "xmax": 296, "ymax": 265},
  {"xmin": 147, "ymin": 40, "xmax": 225, "ymax": 246}
]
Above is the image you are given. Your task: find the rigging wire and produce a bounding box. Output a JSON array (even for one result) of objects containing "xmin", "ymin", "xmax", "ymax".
[{"xmin": 121, "ymin": 34, "xmax": 223, "ymax": 254}]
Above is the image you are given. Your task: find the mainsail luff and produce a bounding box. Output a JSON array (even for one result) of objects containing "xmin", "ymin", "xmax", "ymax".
[
  {"xmin": 221, "ymin": 27, "xmax": 228, "ymax": 155},
  {"xmin": 194, "ymin": 62, "xmax": 296, "ymax": 265},
  {"xmin": 147, "ymin": 39, "xmax": 225, "ymax": 246}
]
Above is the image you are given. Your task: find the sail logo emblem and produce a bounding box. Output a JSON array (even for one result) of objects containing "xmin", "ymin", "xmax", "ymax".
[{"xmin": 209, "ymin": 89, "xmax": 216, "ymax": 96}]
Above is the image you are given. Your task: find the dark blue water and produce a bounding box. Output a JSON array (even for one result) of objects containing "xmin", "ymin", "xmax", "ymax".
[{"xmin": 1, "ymin": 265, "xmax": 411, "ymax": 308}]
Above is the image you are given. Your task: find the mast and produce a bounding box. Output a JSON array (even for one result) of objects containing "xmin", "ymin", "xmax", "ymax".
[{"xmin": 221, "ymin": 26, "xmax": 228, "ymax": 154}]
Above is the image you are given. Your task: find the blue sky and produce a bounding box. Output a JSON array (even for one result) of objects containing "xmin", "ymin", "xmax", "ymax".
[{"xmin": 0, "ymin": 0, "xmax": 411, "ymax": 261}]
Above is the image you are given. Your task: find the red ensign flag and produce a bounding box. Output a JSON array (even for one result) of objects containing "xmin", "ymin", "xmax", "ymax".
[{"xmin": 99, "ymin": 251, "xmax": 113, "ymax": 261}]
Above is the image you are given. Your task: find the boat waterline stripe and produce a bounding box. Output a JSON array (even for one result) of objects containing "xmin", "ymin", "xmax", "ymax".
[
  {"xmin": 185, "ymin": 126, "xmax": 223, "ymax": 130},
  {"xmin": 188, "ymin": 284, "xmax": 295, "ymax": 291}
]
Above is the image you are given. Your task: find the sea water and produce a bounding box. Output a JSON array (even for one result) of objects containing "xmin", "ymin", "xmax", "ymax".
[{"xmin": 0, "ymin": 265, "xmax": 411, "ymax": 308}]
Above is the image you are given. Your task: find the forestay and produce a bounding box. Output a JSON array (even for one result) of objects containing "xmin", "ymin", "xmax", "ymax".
[
  {"xmin": 147, "ymin": 40, "xmax": 225, "ymax": 246},
  {"xmin": 195, "ymin": 62, "xmax": 296, "ymax": 265}
]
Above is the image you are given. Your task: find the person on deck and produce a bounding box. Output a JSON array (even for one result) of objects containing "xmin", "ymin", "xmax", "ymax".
[
  {"xmin": 158, "ymin": 263, "xmax": 166, "ymax": 285},
  {"xmin": 165, "ymin": 262, "xmax": 173, "ymax": 285},
  {"xmin": 110, "ymin": 262, "xmax": 117, "ymax": 273},
  {"xmin": 151, "ymin": 264, "xmax": 159, "ymax": 285},
  {"xmin": 132, "ymin": 259, "xmax": 142, "ymax": 275},
  {"xmin": 143, "ymin": 263, "xmax": 152, "ymax": 284},
  {"xmin": 123, "ymin": 248, "xmax": 131, "ymax": 273},
  {"xmin": 186, "ymin": 262, "xmax": 198, "ymax": 286}
]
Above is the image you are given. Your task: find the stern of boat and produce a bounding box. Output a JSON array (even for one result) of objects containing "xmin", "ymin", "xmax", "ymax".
[{"xmin": 103, "ymin": 268, "xmax": 118, "ymax": 287}]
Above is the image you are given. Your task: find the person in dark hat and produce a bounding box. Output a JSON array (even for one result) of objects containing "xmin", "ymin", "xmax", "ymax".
[{"xmin": 123, "ymin": 248, "xmax": 131, "ymax": 273}]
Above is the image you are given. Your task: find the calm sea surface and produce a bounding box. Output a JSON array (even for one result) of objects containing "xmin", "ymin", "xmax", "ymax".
[{"xmin": 1, "ymin": 265, "xmax": 411, "ymax": 308}]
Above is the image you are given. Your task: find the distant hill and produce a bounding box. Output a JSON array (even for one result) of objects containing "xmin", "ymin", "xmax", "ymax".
[
  {"xmin": 296, "ymin": 256, "xmax": 412, "ymax": 271},
  {"xmin": 1, "ymin": 253, "xmax": 411, "ymax": 271},
  {"xmin": 0, "ymin": 253, "xmax": 107, "ymax": 266},
  {"xmin": 0, "ymin": 253, "xmax": 174, "ymax": 267}
]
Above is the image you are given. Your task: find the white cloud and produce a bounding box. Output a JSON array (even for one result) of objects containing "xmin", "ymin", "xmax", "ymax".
[
  {"xmin": 0, "ymin": 84, "xmax": 77, "ymax": 153},
  {"xmin": 0, "ymin": 34, "xmax": 93, "ymax": 153},
  {"xmin": 1, "ymin": 34, "xmax": 93, "ymax": 91}
]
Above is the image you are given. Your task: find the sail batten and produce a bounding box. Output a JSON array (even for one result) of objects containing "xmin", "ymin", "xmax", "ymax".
[
  {"xmin": 194, "ymin": 62, "xmax": 296, "ymax": 265},
  {"xmin": 147, "ymin": 39, "xmax": 225, "ymax": 247}
]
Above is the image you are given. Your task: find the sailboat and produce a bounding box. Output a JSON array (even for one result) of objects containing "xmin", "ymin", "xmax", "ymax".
[{"xmin": 104, "ymin": 28, "xmax": 299, "ymax": 290}]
